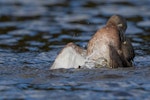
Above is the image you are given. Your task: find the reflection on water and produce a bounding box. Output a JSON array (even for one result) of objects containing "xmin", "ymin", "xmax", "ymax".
[{"xmin": 0, "ymin": 0, "xmax": 150, "ymax": 99}]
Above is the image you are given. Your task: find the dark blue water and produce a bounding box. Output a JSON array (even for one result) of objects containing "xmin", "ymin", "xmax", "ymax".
[{"xmin": 0, "ymin": 0, "xmax": 150, "ymax": 99}]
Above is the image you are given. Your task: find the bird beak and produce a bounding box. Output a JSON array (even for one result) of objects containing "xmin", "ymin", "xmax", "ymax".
[
  {"xmin": 118, "ymin": 24, "xmax": 126, "ymax": 42},
  {"xmin": 118, "ymin": 24, "xmax": 123, "ymax": 27}
]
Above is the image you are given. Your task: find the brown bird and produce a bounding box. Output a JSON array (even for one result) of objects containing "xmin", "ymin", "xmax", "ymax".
[{"xmin": 87, "ymin": 15, "xmax": 135, "ymax": 68}]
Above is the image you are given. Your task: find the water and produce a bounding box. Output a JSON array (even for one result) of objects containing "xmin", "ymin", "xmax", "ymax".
[{"xmin": 0, "ymin": 0, "xmax": 150, "ymax": 99}]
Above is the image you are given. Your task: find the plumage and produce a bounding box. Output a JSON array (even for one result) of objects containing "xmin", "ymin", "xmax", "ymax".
[
  {"xmin": 87, "ymin": 15, "xmax": 134, "ymax": 68},
  {"xmin": 50, "ymin": 15, "xmax": 135, "ymax": 69},
  {"xmin": 50, "ymin": 42, "xmax": 86, "ymax": 69}
]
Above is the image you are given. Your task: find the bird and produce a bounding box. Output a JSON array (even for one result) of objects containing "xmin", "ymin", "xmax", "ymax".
[
  {"xmin": 50, "ymin": 15, "xmax": 135, "ymax": 69},
  {"xmin": 87, "ymin": 15, "xmax": 135, "ymax": 68}
]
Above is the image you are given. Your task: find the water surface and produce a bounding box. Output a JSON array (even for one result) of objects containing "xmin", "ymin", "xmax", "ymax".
[{"xmin": 0, "ymin": 0, "xmax": 150, "ymax": 99}]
